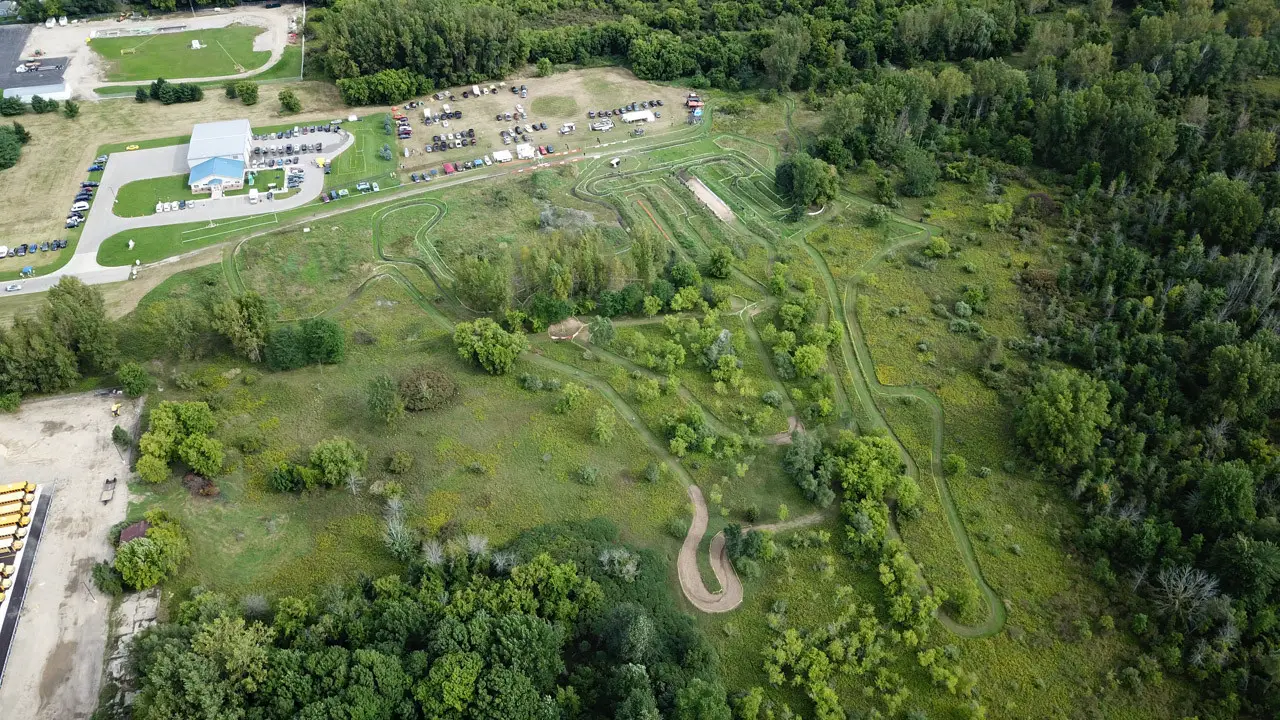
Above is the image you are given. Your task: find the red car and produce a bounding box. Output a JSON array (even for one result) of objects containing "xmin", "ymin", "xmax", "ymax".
[{"xmin": 443, "ymin": 162, "xmax": 455, "ymax": 175}]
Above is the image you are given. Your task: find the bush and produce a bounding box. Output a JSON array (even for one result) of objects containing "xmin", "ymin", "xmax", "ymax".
[
  {"xmin": 91, "ymin": 561, "xmax": 125, "ymax": 596},
  {"xmin": 309, "ymin": 437, "xmax": 367, "ymax": 488},
  {"xmin": 943, "ymin": 453, "xmax": 968, "ymax": 476},
  {"xmin": 399, "ymin": 367, "xmax": 457, "ymax": 411},
  {"xmin": 761, "ymin": 390, "xmax": 783, "ymax": 408},
  {"xmin": 519, "ymin": 373, "xmax": 543, "ymax": 391},
  {"xmin": 665, "ymin": 517, "xmax": 690, "ymax": 538},
  {"xmin": 236, "ymin": 81, "xmax": 259, "ymax": 106},
  {"xmin": 554, "ymin": 383, "xmax": 588, "ymax": 414},
  {"xmin": 0, "ymin": 392, "xmax": 19, "ymax": 412},
  {"xmin": 135, "ymin": 454, "xmax": 169, "ymax": 484},
  {"xmin": 112, "ymin": 425, "xmax": 132, "ymax": 447},
  {"xmin": 387, "ymin": 451, "xmax": 413, "ymax": 474},
  {"xmin": 278, "ymin": 89, "xmax": 302, "ymax": 113},
  {"xmin": 134, "ymin": 87, "xmax": 148, "ymax": 103},
  {"xmin": 576, "ymin": 465, "xmax": 600, "ymax": 486},
  {"xmin": 178, "ymin": 433, "xmax": 225, "ymax": 477},
  {"xmin": 113, "ymin": 512, "xmax": 189, "ymax": 590},
  {"xmin": 268, "ymin": 462, "xmax": 307, "ymax": 492},
  {"xmin": 922, "ymin": 236, "xmax": 951, "ymax": 258},
  {"xmin": 117, "ymin": 362, "xmax": 150, "ymax": 396},
  {"xmin": 454, "ymin": 318, "xmax": 527, "ymax": 375},
  {"xmin": 536, "ymin": 57, "xmax": 553, "ymax": 76}
]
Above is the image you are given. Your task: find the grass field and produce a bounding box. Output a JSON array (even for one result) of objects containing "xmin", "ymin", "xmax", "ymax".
[
  {"xmin": 91, "ymin": 69, "xmax": 1204, "ymax": 720},
  {"xmin": 93, "ymin": 45, "xmax": 305, "ymax": 97},
  {"xmin": 112, "ymin": 169, "xmax": 285, "ymax": 217},
  {"xmin": 90, "ymin": 25, "xmax": 272, "ymax": 82},
  {"xmin": 323, "ymin": 113, "xmax": 402, "ymax": 191}
]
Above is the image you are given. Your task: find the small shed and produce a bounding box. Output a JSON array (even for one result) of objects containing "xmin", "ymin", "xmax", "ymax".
[{"xmin": 119, "ymin": 520, "xmax": 150, "ymax": 544}]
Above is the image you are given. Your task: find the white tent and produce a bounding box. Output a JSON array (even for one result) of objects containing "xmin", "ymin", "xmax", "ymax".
[
  {"xmin": 491, "ymin": 150, "xmax": 513, "ymax": 163},
  {"xmin": 621, "ymin": 110, "xmax": 655, "ymax": 123},
  {"xmin": 516, "ymin": 143, "xmax": 535, "ymax": 160}
]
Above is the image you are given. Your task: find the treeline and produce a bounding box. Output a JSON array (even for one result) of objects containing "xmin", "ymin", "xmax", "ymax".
[
  {"xmin": 109, "ymin": 520, "xmax": 734, "ymax": 720},
  {"xmin": 0, "ymin": 278, "xmax": 117, "ymax": 407}
]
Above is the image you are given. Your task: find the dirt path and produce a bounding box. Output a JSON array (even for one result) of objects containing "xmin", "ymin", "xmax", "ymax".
[
  {"xmin": 763, "ymin": 416, "xmax": 801, "ymax": 444},
  {"xmin": 684, "ymin": 176, "xmax": 735, "ymax": 222},
  {"xmin": 0, "ymin": 394, "xmax": 141, "ymax": 719}
]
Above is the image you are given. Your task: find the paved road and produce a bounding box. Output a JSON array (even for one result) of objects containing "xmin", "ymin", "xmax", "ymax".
[{"xmin": 9, "ymin": 129, "xmax": 353, "ymax": 295}]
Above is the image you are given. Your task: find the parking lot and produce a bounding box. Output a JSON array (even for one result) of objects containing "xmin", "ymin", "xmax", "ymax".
[{"xmin": 0, "ymin": 393, "xmax": 140, "ymax": 719}]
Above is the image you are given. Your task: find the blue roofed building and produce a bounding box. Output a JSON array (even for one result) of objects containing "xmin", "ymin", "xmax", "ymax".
[{"xmin": 188, "ymin": 157, "xmax": 247, "ymax": 197}]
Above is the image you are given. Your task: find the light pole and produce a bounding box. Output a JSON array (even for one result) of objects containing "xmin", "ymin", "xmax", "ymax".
[{"xmin": 299, "ymin": 0, "xmax": 306, "ymax": 81}]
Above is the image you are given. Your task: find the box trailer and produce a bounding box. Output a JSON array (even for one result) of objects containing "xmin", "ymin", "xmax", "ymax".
[
  {"xmin": 0, "ymin": 490, "xmax": 33, "ymax": 505},
  {"xmin": 0, "ymin": 502, "xmax": 31, "ymax": 517},
  {"xmin": 0, "ymin": 481, "xmax": 34, "ymax": 495}
]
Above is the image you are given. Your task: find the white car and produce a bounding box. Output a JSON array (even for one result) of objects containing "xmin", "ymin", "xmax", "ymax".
[
  {"xmin": 371, "ymin": 182, "xmax": 380, "ymax": 192},
  {"xmin": 5, "ymin": 283, "xmax": 22, "ymax": 292},
  {"xmin": 483, "ymin": 155, "xmax": 492, "ymax": 166},
  {"xmin": 163, "ymin": 202, "xmax": 172, "ymax": 212}
]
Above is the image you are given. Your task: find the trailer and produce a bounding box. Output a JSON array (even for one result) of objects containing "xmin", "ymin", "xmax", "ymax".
[
  {"xmin": 0, "ymin": 490, "xmax": 33, "ymax": 505},
  {"xmin": 100, "ymin": 477, "xmax": 117, "ymax": 504},
  {"xmin": 0, "ymin": 482, "xmax": 34, "ymax": 495},
  {"xmin": 0, "ymin": 502, "xmax": 31, "ymax": 517}
]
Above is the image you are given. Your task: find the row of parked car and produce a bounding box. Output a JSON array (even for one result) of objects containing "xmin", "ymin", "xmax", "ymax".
[
  {"xmin": 587, "ymin": 99, "xmax": 664, "ymax": 118},
  {"xmin": 427, "ymin": 128, "xmax": 476, "ymax": 152},
  {"xmin": 68, "ymin": 161, "xmax": 105, "ymax": 228},
  {"xmin": 410, "ymin": 170, "xmax": 439, "ymax": 182},
  {"xmin": 254, "ymin": 124, "xmax": 339, "ymax": 141},
  {"xmin": 5, "ymin": 240, "xmax": 67, "ymax": 259},
  {"xmin": 285, "ymin": 167, "xmax": 305, "ymax": 191},
  {"xmin": 424, "ymin": 110, "xmax": 463, "ymax": 126},
  {"xmin": 156, "ymin": 200, "xmax": 195, "ymax": 213}
]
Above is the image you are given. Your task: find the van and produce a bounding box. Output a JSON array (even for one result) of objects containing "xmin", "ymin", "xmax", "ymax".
[
  {"xmin": 71, "ymin": 201, "xmax": 89, "ymax": 212},
  {"xmin": 472, "ymin": 85, "xmax": 481, "ymax": 96}
]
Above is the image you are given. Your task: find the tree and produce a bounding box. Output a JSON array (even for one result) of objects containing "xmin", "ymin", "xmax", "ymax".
[
  {"xmin": 674, "ymin": 678, "xmax": 732, "ymax": 720},
  {"xmin": 135, "ymin": 87, "xmax": 149, "ymax": 103},
  {"xmin": 278, "ymin": 89, "xmax": 302, "ymax": 114},
  {"xmin": 114, "ymin": 513, "xmax": 189, "ymax": 590},
  {"xmin": 367, "ymin": 374, "xmax": 405, "ymax": 424},
  {"xmin": 135, "ymin": 454, "xmax": 170, "ymax": 484},
  {"xmin": 1191, "ymin": 174, "xmax": 1264, "ymax": 251},
  {"xmin": 179, "ymin": 433, "xmax": 225, "ymax": 478},
  {"xmin": 236, "ymin": 81, "xmax": 260, "ymax": 106},
  {"xmin": 454, "ymin": 254, "xmax": 513, "ymax": 311},
  {"xmin": 592, "ymin": 407, "xmax": 617, "ymax": 444},
  {"xmin": 792, "ymin": 345, "xmax": 826, "ymax": 377},
  {"xmin": 117, "ymin": 362, "xmax": 150, "ymax": 396},
  {"xmin": 62, "ymin": 100, "xmax": 79, "ymax": 119},
  {"xmin": 453, "ymin": 318, "xmax": 527, "ymax": 375},
  {"xmin": 705, "ymin": 246, "xmax": 734, "ymax": 279},
  {"xmin": 0, "ymin": 96, "xmax": 25, "ymax": 116},
  {"xmin": 224, "ymin": 81, "xmax": 239, "ymax": 99},
  {"xmin": 536, "ymin": 57, "xmax": 553, "ymax": 77},
  {"xmin": 760, "ymin": 15, "xmax": 810, "ymax": 90},
  {"xmin": 1016, "ymin": 368, "xmax": 1111, "ymax": 470},
  {"xmin": 10, "ymin": 121, "xmax": 29, "ymax": 144},
  {"xmin": 265, "ymin": 324, "xmax": 308, "ymax": 371},
  {"xmin": 1227, "ymin": 129, "xmax": 1276, "ymax": 172},
  {"xmin": 45, "ymin": 276, "xmax": 118, "ymax": 372},
  {"xmin": 0, "ymin": 129, "xmax": 21, "ymax": 171},
  {"xmin": 309, "ymin": 437, "xmax": 367, "ymax": 488},
  {"xmin": 211, "ymin": 292, "xmax": 272, "ymax": 362},
  {"xmin": 898, "ymin": 146, "xmax": 938, "ymax": 197},
  {"xmin": 149, "ymin": 78, "xmax": 168, "ymax": 101},
  {"xmin": 1194, "ymin": 460, "xmax": 1257, "ymax": 537},
  {"xmin": 301, "ymin": 317, "xmax": 345, "ymax": 365},
  {"xmin": 776, "ymin": 153, "xmax": 838, "ymax": 212}
]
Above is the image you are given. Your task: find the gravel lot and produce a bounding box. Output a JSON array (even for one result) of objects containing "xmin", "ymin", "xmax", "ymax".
[{"xmin": 0, "ymin": 393, "xmax": 140, "ymax": 720}]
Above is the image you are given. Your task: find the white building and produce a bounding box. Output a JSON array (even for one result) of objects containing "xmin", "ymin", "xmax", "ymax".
[
  {"xmin": 186, "ymin": 120, "xmax": 251, "ymax": 197},
  {"xmin": 187, "ymin": 119, "xmax": 252, "ymax": 169},
  {"xmin": 621, "ymin": 110, "xmax": 655, "ymax": 123}
]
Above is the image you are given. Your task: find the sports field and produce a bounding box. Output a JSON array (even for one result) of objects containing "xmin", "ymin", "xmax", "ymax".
[{"xmin": 90, "ymin": 25, "xmax": 272, "ymax": 82}]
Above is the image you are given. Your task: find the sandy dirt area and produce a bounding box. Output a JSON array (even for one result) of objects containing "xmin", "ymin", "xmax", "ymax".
[
  {"xmin": 0, "ymin": 393, "xmax": 141, "ymax": 719},
  {"xmin": 21, "ymin": 5, "xmax": 295, "ymax": 93},
  {"xmin": 685, "ymin": 176, "xmax": 735, "ymax": 222}
]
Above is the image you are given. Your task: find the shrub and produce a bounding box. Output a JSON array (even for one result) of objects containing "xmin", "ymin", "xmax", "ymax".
[
  {"xmin": 268, "ymin": 462, "xmax": 306, "ymax": 492},
  {"xmin": 112, "ymin": 425, "xmax": 132, "ymax": 447},
  {"xmin": 519, "ymin": 373, "xmax": 543, "ymax": 391},
  {"xmin": 135, "ymin": 454, "xmax": 169, "ymax": 484},
  {"xmin": 943, "ymin": 453, "xmax": 967, "ymax": 476},
  {"xmin": 236, "ymin": 81, "xmax": 259, "ymax": 105},
  {"xmin": 454, "ymin": 318, "xmax": 527, "ymax": 375},
  {"xmin": 592, "ymin": 407, "xmax": 617, "ymax": 444},
  {"xmin": 113, "ymin": 512, "xmax": 189, "ymax": 590},
  {"xmin": 744, "ymin": 504, "xmax": 761, "ymax": 522},
  {"xmin": 536, "ymin": 57, "xmax": 553, "ymax": 76},
  {"xmin": 576, "ymin": 465, "xmax": 600, "ymax": 486},
  {"xmin": 117, "ymin": 362, "xmax": 150, "ymax": 396},
  {"xmin": 399, "ymin": 367, "xmax": 457, "ymax": 411},
  {"xmin": 278, "ymin": 89, "xmax": 302, "ymax": 113},
  {"xmin": 387, "ymin": 451, "xmax": 413, "ymax": 475},
  {"xmin": 922, "ymin": 236, "xmax": 951, "ymax": 258},
  {"xmin": 0, "ymin": 392, "xmax": 20, "ymax": 412},
  {"xmin": 309, "ymin": 437, "xmax": 367, "ymax": 488},
  {"xmin": 665, "ymin": 517, "xmax": 690, "ymax": 538},
  {"xmin": 178, "ymin": 433, "xmax": 225, "ymax": 477},
  {"xmin": 555, "ymin": 383, "xmax": 588, "ymax": 414},
  {"xmin": 91, "ymin": 561, "xmax": 125, "ymax": 596},
  {"xmin": 761, "ymin": 390, "xmax": 783, "ymax": 408},
  {"xmin": 134, "ymin": 87, "xmax": 148, "ymax": 103}
]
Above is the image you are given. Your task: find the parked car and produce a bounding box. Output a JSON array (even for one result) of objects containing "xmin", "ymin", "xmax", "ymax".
[
  {"xmin": 5, "ymin": 284, "xmax": 22, "ymax": 292},
  {"xmin": 178, "ymin": 200, "xmax": 186, "ymax": 210},
  {"xmin": 371, "ymin": 182, "xmax": 380, "ymax": 192},
  {"xmin": 338, "ymin": 189, "xmax": 349, "ymax": 197},
  {"xmin": 328, "ymin": 190, "xmax": 338, "ymax": 200}
]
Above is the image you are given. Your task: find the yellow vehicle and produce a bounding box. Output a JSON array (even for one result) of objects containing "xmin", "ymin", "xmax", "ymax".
[
  {"xmin": 0, "ymin": 502, "xmax": 31, "ymax": 516},
  {"xmin": 0, "ymin": 512, "xmax": 30, "ymax": 528},
  {"xmin": 0, "ymin": 481, "xmax": 34, "ymax": 495},
  {"xmin": 125, "ymin": 144, "xmax": 139, "ymax": 151},
  {"xmin": 0, "ymin": 525, "xmax": 26, "ymax": 540},
  {"xmin": 1, "ymin": 564, "xmax": 14, "ymax": 577}
]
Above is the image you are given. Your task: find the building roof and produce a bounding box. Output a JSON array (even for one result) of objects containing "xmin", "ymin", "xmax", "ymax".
[
  {"xmin": 188, "ymin": 157, "xmax": 246, "ymax": 185},
  {"xmin": 187, "ymin": 119, "xmax": 251, "ymax": 164},
  {"xmin": 119, "ymin": 520, "xmax": 150, "ymax": 544},
  {"xmin": 0, "ymin": 25, "xmax": 69, "ymax": 92}
]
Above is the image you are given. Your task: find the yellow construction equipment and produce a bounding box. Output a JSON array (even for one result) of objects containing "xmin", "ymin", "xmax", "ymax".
[
  {"xmin": 111, "ymin": 402, "xmax": 122, "ymax": 417},
  {"xmin": 0, "ymin": 501, "xmax": 31, "ymax": 516},
  {"xmin": 0, "ymin": 481, "xmax": 34, "ymax": 495}
]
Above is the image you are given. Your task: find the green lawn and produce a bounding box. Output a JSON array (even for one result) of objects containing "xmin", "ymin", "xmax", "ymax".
[
  {"xmin": 93, "ymin": 45, "xmax": 304, "ymax": 96},
  {"xmin": 323, "ymin": 114, "xmax": 402, "ymax": 191},
  {"xmin": 531, "ymin": 95, "xmax": 579, "ymax": 116},
  {"xmin": 113, "ymin": 169, "xmax": 286, "ymax": 217},
  {"xmin": 90, "ymin": 25, "xmax": 272, "ymax": 82}
]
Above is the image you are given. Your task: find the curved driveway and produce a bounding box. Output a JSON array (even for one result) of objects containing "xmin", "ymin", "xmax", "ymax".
[{"xmin": 12, "ymin": 129, "xmax": 353, "ymax": 295}]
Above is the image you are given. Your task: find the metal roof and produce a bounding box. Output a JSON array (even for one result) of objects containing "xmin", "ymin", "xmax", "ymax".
[
  {"xmin": 186, "ymin": 119, "xmax": 251, "ymax": 165},
  {"xmin": 188, "ymin": 157, "xmax": 245, "ymax": 185}
]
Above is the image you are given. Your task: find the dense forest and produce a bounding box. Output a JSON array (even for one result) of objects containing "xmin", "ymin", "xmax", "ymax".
[{"xmin": 98, "ymin": 522, "xmax": 733, "ymax": 720}]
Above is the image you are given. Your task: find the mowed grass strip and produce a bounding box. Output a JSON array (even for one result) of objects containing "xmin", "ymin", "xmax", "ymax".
[
  {"xmin": 93, "ymin": 46, "xmax": 305, "ymax": 96},
  {"xmin": 113, "ymin": 169, "xmax": 285, "ymax": 217},
  {"xmin": 90, "ymin": 25, "xmax": 271, "ymax": 82}
]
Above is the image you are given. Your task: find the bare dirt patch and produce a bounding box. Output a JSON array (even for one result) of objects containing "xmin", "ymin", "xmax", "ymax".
[
  {"xmin": 0, "ymin": 393, "xmax": 141, "ymax": 720},
  {"xmin": 548, "ymin": 317, "xmax": 589, "ymax": 341},
  {"xmin": 685, "ymin": 176, "xmax": 735, "ymax": 222}
]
